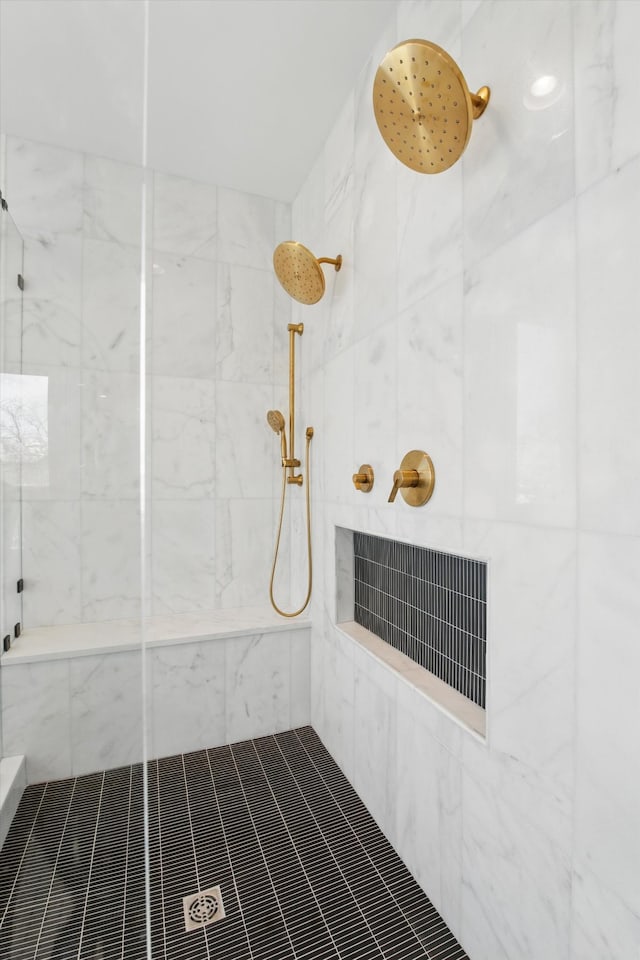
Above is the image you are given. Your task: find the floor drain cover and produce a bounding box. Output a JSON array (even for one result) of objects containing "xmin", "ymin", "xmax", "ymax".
[{"xmin": 182, "ymin": 886, "xmax": 225, "ymax": 931}]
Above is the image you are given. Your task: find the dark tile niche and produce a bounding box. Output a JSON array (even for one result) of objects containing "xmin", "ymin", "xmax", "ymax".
[{"xmin": 354, "ymin": 532, "xmax": 487, "ymax": 709}]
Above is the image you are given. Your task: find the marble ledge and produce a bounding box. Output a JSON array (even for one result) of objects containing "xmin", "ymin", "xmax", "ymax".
[
  {"xmin": 2, "ymin": 608, "xmax": 311, "ymax": 666},
  {"xmin": 337, "ymin": 620, "xmax": 486, "ymax": 740}
]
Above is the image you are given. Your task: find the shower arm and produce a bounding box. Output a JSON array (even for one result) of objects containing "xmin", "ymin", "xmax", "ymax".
[{"xmin": 284, "ymin": 322, "xmax": 304, "ymax": 485}]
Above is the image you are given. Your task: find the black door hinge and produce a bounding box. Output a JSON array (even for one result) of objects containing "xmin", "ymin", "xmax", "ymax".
[
  {"xmin": 3, "ymin": 635, "xmax": 10, "ymax": 653},
  {"xmin": 1, "ymin": 198, "xmax": 7, "ymax": 212},
  {"xmin": 17, "ymin": 274, "xmax": 24, "ymax": 291},
  {"xmin": 17, "ymin": 578, "xmax": 24, "ymax": 593},
  {"xmin": 14, "ymin": 622, "xmax": 21, "ymax": 639}
]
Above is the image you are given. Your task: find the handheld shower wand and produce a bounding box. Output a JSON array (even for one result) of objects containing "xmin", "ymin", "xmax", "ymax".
[{"xmin": 266, "ymin": 323, "xmax": 313, "ymax": 618}]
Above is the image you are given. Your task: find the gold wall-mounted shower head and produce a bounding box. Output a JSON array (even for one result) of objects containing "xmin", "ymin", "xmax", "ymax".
[
  {"xmin": 373, "ymin": 38, "xmax": 490, "ymax": 173},
  {"xmin": 273, "ymin": 241, "xmax": 342, "ymax": 305}
]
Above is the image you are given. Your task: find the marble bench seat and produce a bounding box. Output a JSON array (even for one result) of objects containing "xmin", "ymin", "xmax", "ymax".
[{"xmin": 1, "ymin": 608, "xmax": 311, "ymax": 784}]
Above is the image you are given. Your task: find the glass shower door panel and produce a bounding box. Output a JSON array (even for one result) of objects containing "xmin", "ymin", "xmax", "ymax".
[{"xmin": 0, "ymin": 202, "xmax": 24, "ymax": 651}]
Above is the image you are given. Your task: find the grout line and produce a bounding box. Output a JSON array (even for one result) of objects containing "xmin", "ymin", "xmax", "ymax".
[
  {"xmin": 0, "ymin": 784, "xmax": 49, "ymax": 929},
  {"xmin": 227, "ymin": 742, "xmax": 301, "ymax": 959},
  {"xmin": 120, "ymin": 766, "xmax": 134, "ymax": 960},
  {"xmin": 273, "ymin": 733, "xmax": 424, "ymax": 959},
  {"xmin": 290, "ymin": 729, "xmax": 459, "ymax": 960},
  {"xmin": 156, "ymin": 762, "xmax": 169, "ymax": 960},
  {"xmin": 249, "ymin": 738, "xmax": 346, "ymax": 960},
  {"xmin": 204, "ymin": 749, "xmax": 255, "ymax": 960},
  {"xmin": 32, "ymin": 778, "xmax": 79, "ymax": 957},
  {"xmin": 75, "ymin": 770, "xmax": 105, "ymax": 959},
  {"xmin": 180, "ymin": 754, "xmax": 210, "ymax": 960}
]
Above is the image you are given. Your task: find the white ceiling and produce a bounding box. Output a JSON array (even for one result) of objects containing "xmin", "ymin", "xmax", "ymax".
[{"xmin": 0, "ymin": 0, "xmax": 396, "ymax": 201}]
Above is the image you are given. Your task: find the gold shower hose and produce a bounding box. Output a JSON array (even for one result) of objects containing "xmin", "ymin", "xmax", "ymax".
[{"xmin": 269, "ymin": 428, "xmax": 313, "ymax": 618}]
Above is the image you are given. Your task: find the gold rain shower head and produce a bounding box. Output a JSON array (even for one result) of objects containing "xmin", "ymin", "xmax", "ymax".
[
  {"xmin": 273, "ymin": 241, "xmax": 342, "ymax": 305},
  {"xmin": 373, "ymin": 38, "xmax": 490, "ymax": 173}
]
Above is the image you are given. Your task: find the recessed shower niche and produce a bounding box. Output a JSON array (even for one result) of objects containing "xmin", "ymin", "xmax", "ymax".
[{"xmin": 335, "ymin": 528, "xmax": 487, "ymax": 737}]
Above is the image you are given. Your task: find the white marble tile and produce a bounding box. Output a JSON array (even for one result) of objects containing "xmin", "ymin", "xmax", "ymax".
[
  {"xmin": 22, "ymin": 501, "xmax": 82, "ymax": 627},
  {"xmin": 461, "ymin": 0, "xmax": 482, "ymax": 29},
  {"xmin": 292, "ymin": 153, "xmax": 326, "ymax": 268},
  {"xmin": 352, "ymin": 22, "xmax": 399, "ymax": 344},
  {"xmin": 438, "ymin": 742, "xmax": 463, "ymax": 935},
  {"xmin": 151, "ymin": 501, "xmax": 215, "ymax": 615},
  {"xmin": 215, "ymin": 264, "xmax": 274, "ymax": 383},
  {"xmin": 152, "ymin": 170, "xmax": 217, "ymax": 259},
  {"xmin": 289, "ymin": 627, "xmax": 311, "ymax": 729},
  {"xmin": 319, "ymin": 625, "xmax": 355, "ymax": 779},
  {"xmin": 149, "ymin": 252, "xmax": 216, "ymax": 379},
  {"xmin": 353, "ymin": 326, "xmax": 397, "ymax": 516},
  {"xmin": 81, "ymin": 370, "xmax": 139, "ymax": 499},
  {"xmin": 323, "ymin": 347, "xmax": 354, "ymax": 505},
  {"xmin": 2, "ymin": 660, "xmax": 72, "ymax": 782},
  {"xmin": 395, "ymin": 2, "xmax": 463, "ymax": 317},
  {"xmin": 151, "ymin": 375, "xmax": 215, "ymax": 500},
  {"xmin": 150, "ymin": 640, "xmax": 225, "ymax": 758},
  {"xmin": 460, "ymin": 750, "xmax": 572, "ymax": 960},
  {"xmin": 275, "ymin": 201, "xmax": 291, "ymax": 247},
  {"xmin": 70, "ymin": 651, "xmax": 143, "ymax": 775},
  {"xmin": 324, "ymin": 92, "xmax": 354, "ymax": 228},
  {"xmin": 397, "ymin": 160, "xmax": 463, "ymax": 313},
  {"xmin": 464, "ymin": 201, "xmax": 576, "ymax": 527},
  {"xmin": 570, "ymin": 865, "xmax": 640, "ymax": 960},
  {"xmin": 463, "ymin": 519, "xmax": 576, "ymax": 801},
  {"xmin": 217, "ymin": 186, "xmax": 275, "ymax": 271},
  {"xmin": 397, "ymin": 0, "xmax": 462, "ymax": 48},
  {"xmin": 462, "ymin": 0, "xmax": 574, "ymax": 264},
  {"xmin": 309, "ymin": 628, "xmax": 325, "ymax": 732},
  {"xmin": 323, "ymin": 221, "xmax": 355, "ymax": 365},
  {"xmin": 352, "ymin": 642, "xmax": 398, "ymax": 842},
  {"xmin": 215, "ymin": 499, "xmax": 274, "ymax": 609},
  {"xmin": 397, "ymin": 273, "xmax": 463, "ymax": 519},
  {"xmin": 83, "ymin": 155, "xmax": 146, "ymax": 245},
  {"xmin": 578, "ymin": 157, "xmax": 640, "ymax": 536},
  {"xmin": 573, "ymin": 532, "xmax": 640, "ymax": 923},
  {"xmin": 6, "ymin": 137, "xmax": 83, "ymax": 241},
  {"xmin": 395, "ymin": 687, "xmax": 443, "ymax": 905},
  {"xmin": 224, "ymin": 632, "xmax": 290, "ymax": 743},
  {"xmin": 574, "ymin": 0, "xmax": 640, "ymax": 195},
  {"xmin": 0, "ymin": 131, "xmax": 6, "ymax": 194},
  {"xmin": 215, "ymin": 381, "xmax": 274, "ymax": 499},
  {"xmin": 22, "ymin": 234, "xmax": 82, "ymax": 367},
  {"xmin": 81, "ymin": 501, "xmax": 141, "ymax": 621},
  {"xmin": 82, "ymin": 239, "xmax": 141, "ymax": 372}
]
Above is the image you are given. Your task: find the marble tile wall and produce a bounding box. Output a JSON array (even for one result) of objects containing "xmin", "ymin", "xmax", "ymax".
[
  {"xmin": 1, "ymin": 627, "xmax": 310, "ymax": 783},
  {"xmin": 0, "ymin": 138, "xmax": 291, "ymax": 626},
  {"xmin": 292, "ymin": 2, "xmax": 640, "ymax": 958}
]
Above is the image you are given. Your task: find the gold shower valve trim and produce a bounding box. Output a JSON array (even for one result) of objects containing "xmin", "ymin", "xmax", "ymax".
[
  {"xmin": 353, "ymin": 464, "xmax": 374, "ymax": 493},
  {"xmin": 373, "ymin": 38, "xmax": 490, "ymax": 174},
  {"xmin": 388, "ymin": 450, "xmax": 435, "ymax": 506}
]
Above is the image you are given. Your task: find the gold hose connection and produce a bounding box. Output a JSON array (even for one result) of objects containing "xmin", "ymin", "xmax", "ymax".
[{"xmin": 269, "ymin": 426, "xmax": 313, "ymax": 618}]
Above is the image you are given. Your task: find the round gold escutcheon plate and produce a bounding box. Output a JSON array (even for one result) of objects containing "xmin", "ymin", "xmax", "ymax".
[{"xmin": 399, "ymin": 450, "xmax": 435, "ymax": 507}]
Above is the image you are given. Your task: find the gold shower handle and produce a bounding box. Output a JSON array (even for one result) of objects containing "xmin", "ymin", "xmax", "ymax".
[
  {"xmin": 388, "ymin": 450, "xmax": 436, "ymax": 507},
  {"xmin": 388, "ymin": 469, "xmax": 419, "ymax": 502},
  {"xmin": 353, "ymin": 464, "xmax": 374, "ymax": 493}
]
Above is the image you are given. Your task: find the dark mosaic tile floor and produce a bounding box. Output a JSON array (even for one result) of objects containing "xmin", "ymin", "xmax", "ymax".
[{"xmin": 0, "ymin": 726, "xmax": 469, "ymax": 960}]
